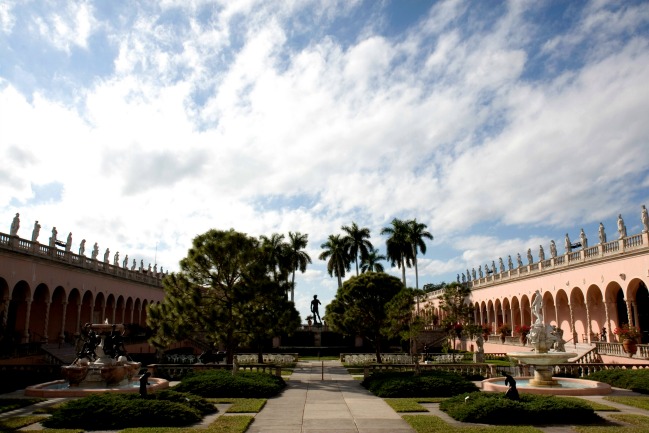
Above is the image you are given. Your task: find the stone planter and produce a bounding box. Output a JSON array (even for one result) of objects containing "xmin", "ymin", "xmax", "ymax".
[{"xmin": 622, "ymin": 339, "xmax": 638, "ymax": 357}]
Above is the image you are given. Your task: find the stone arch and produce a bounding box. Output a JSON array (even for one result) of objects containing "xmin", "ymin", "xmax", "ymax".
[
  {"xmin": 49, "ymin": 286, "xmax": 66, "ymax": 343},
  {"xmin": 125, "ymin": 297, "xmax": 134, "ymax": 323},
  {"xmin": 9, "ymin": 280, "xmax": 31, "ymax": 342},
  {"xmin": 554, "ymin": 289, "xmax": 571, "ymax": 337},
  {"xmin": 494, "ymin": 298, "xmax": 503, "ymax": 328},
  {"xmin": 569, "ymin": 287, "xmax": 587, "ymax": 343},
  {"xmin": 141, "ymin": 299, "xmax": 149, "ymax": 325},
  {"xmin": 31, "ymin": 283, "xmax": 50, "ymax": 341},
  {"xmin": 94, "ymin": 292, "xmax": 106, "ymax": 323},
  {"xmin": 134, "ymin": 299, "xmax": 142, "ymax": 325},
  {"xmin": 542, "ymin": 291, "xmax": 556, "ymax": 326},
  {"xmin": 115, "ymin": 295, "xmax": 125, "ymax": 324},
  {"xmin": 67, "ymin": 288, "xmax": 82, "ymax": 337},
  {"xmin": 520, "ymin": 294, "xmax": 531, "ymax": 327},
  {"xmin": 585, "ymin": 284, "xmax": 605, "ymax": 340},
  {"xmin": 511, "ymin": 297, "xmax": 521, "ymax": 330},
  {"xmin": 486, "ymin": 300, "xmax": 495, "ymax": 329},
  {"xmin": 0, "ymin": 277, "xmax": 9, "ymax": 331},
  {"xmin": 502, "ymin": 297, "xmax": 512, "ymax": 328},
  {"xmin": 106, "ymin": 294, "xmax": 116, "ymax": 323},
  {"xmin": 627, "ymin": 278, "xmax": 649, "ymax": 343},
  {"xmin": 80, "ymin": 290, "xmax": 94, "ymax": 326}
]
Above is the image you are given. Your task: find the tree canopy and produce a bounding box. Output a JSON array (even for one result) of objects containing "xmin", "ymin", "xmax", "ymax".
[
  {"xmin": 325, "ymin": 272, "xmax": 410, "ymax": 363},
  {"xmin": 147, "ymin": 229, "xmax": 301, "ymax": 363}
]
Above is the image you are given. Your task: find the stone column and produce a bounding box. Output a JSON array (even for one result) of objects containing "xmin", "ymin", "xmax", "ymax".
[
  {"xmin": 43, "ymin": 300, "xmax": 51, "ymax": 343},
  {"xmin": 59, "ymin": 301, "xmax": 68, "ymax": 342},
  {"xmin": 604, "ymin": 301, "xmax": 612, "ymax": 342},
  {"xmin": 568, "ymin": 303, "xmax": 577, "ymax": 343},
  {"xmin": 584, "ymin": 301, "xmax": 592, "ymax": 343},
  {"xmin": 626, "ymin": 300, "xmax": 634, "ymax": 327},
  {"xmin": 101, "ymin": 301, "xmax": 107, "ymax": 323},
  {"xmin": 75, "ymin": 303, "xmax": 82, "ymax": 336},
  {"xmin": 554, "ymin": 304, "xmax": 559, "ymax": 327},
  {"xmin": 1, "ymin": 297, "xmax": 9, "ymax": 329},
  {"xmin": 23, "ymin": 300, "xmax": 32, "ymax": 343}
]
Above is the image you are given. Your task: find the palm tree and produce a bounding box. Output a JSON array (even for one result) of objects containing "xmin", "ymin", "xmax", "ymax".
[
  {"xmin": 360, "ymin": 247, "xmax": 386, "ymax": 273},
  {"xmin": 341, "ymin": 222, "xmax": 373, "ymax": 276},
  {"xmin": 286, "ymin": 231, "xmax": 312, "ymax": 302},
  {"xmin": 259, "ymin": 233, "xmax": 288, "ymax": 283},
  {"xmin": 380, "ymin": 218, "xmax": 412, "ymax": 286},
  {"xmin": 319, "ymin": 234, "xmax": 351, "ymax": 289},
  {"xmin": 407, "ymin": 219, "xmax": 433, "ymax": 290}
]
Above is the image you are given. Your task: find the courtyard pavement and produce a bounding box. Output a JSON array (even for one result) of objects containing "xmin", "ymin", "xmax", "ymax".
[{"xmin": 3, "ymin": 359, "xmax": 649, "ymax": 433}]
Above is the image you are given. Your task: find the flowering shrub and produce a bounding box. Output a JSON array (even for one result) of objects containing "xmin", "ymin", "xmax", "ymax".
[
  {"xmin": 515, "ymin": 324, "xmax": 531, "ymax": 335},
  {"xmin": 614, "ymin": 324, "xmax": 641, "ymax": 340},
  {"xmin": 481, "ymin": 324, "xmax": 492, "ymax": 335},
  {"xmin": 497, "ymin": 323, "xmax": 511, "ymax": 334}
]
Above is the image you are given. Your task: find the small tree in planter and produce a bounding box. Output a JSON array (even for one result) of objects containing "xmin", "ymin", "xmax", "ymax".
[
  {"xmin": 515, "ymin": 324, "xmax": 531, "ymax": 345},
  {"xmin": 497, "ymin": 323, "xmax": 511, "ymax": 343}
]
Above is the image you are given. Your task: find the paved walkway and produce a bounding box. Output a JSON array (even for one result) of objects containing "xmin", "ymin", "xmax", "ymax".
[{"xmin": 248, "ymin": 360, "xmax": 414, "ymax": 433}]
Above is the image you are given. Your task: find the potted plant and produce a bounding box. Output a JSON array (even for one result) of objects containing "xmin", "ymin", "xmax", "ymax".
[
  {"xmin": 515, "ymin": 324, "xmax": 531, "ymax": 345},
  {"xmin": 614, "ymin": 324, "xmax": 641, "ymax": 357},
  {"xmin": 481, "ymin": 324, "xmax": 492, "ymax": 340},
  {"xmin": 497, "ymin": 323, "xmax": 511, "ymax": 343}
]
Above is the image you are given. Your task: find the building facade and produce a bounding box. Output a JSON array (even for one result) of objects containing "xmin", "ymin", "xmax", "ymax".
[
  {"xmin": 423, "ymin": 209, "xmax": 649, "ymax": 345},
  {"xmin": 0, "ymin": 228, "xmax": 165, "ymax": 345}
]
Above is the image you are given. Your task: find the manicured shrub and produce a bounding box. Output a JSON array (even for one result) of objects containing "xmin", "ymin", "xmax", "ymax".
[
  {"xmin": 440, "ymin": 392, "xmax": 601, "ymax": 425},
  {"xmin": 586, "ymin": 369, "xmax": 649, "ymax": 394},
  {"xmin": 151, "ymin": 390, "xmax": 217, "ymax": 415},
  {"xmin": 173, "ymin": 370, "xmax": 286, "ymax": 398},
  {"xmin": 42, "ymin": 394, "xmax": 201, "ymax": 430},
  {"xmin": 362, "ymin": 370, "xmax": 479, "ymax": 397}
]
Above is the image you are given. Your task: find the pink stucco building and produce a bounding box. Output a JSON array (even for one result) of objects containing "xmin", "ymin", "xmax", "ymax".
[{"xmin": 422, "ymin": 210, "xmax": 649, "ymax": 347}]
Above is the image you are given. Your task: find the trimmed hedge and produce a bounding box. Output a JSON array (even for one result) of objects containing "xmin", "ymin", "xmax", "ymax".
[
  {"xmin": 440, "ymin": 392, "xmax": 601, "ymax": 425},
  {"xmin": 586, "ymin": 369, "xmax": 649, "ymax": 394},
  {"xmin": 361, "ymin": 370, "xmax": 479, "ymax": 397},
  {"xmin": 41, "ymin": 392, "xmax": 212, "ymax": 430},
  {"xmin": 172, "ymin": 370, "xmax": 286, "ymax": 398}
]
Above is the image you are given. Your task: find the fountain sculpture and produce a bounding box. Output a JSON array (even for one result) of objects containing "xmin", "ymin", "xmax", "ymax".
[
  {"xmin": 482, "ymin": 290, "xmax": 611, "ymax": 395},
  {"xmin": 25, "ymin": 321, "xmax": 168, "ymax": 397}
]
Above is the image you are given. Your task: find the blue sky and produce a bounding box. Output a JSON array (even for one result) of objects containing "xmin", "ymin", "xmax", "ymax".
[{"xmin": 1, "ymin": 0, "xmax": 648, "ymax": 320}]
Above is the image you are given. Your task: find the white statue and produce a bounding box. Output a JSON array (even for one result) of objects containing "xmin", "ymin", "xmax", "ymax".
[
  {"xmin": 31, "ymin": 221, "xmax": 41, "ymax": 242},
  {"xmin": 499, "ymin": 257, "xmax": 505, "ymax": 273},
  {"xmin": 549, "ymin": 240, "xmax": 557, "ymax": 258},
  {"xmin": 508, "ymin": 255, "xmax": 513, "ymax": 270},
  {"xmin": 471, "ymin": 268, "xmax": 476, "ymax": 280},
  {"xmin": 114, "ymin": 251, "xmax": 119, "ymax": 266},
  {"xmin": 531, "ymin": 290, "xmax": 543, "ymax": 325},
  {"xmin": 91, "ymin": 243, "xmax": 99, "ymax": 260},
  {"xmin": 132, "ymin": 259, "xmax": 137, "ymax": 271},
  {"xmin": 538, "ymin": 245, "xmax": 545, "ymax": 261},
  {"xmin": 123, "ymin": 254, "xmax": 129, "ymax": 268},
  {"xmin": 139, "ymin": 260, "xmax": 144, "ymax": 271},
  {"xmin": 10, "ymin": 213, "xmax": 19, "ymax": 236},
  {"xmin": 564, "ymin": 233, "xmax": 571, "ymax": 253},
  {"xmin": 476, "ymin": 334, "xmax": 484, "ymax": 353},
  {"xmin": 148, "ymin": 263, "xmax": 152, "ymax": 272},
  {"xmin": 153, "ymin": 264, "xmax": 157, "ymax": 274},
  {"xmin": 516, "ymin": 253, "xmax": 522, "ymax": 268},
  {"xmin": 103, "ymin": 248, "xmax": 110, "ymax": 263},
  {"xmin": 618, "ymin": 214, "xmax": 627, "ymax": 239},
  {"xmin": 65, "ymin": 232, "xmax": 72, "ymax": 252},
  {"xmin": 579, "ymin": 228, "xmax": 588, "ymax": 249},
  {"xmin": 527, "ymin": 248, "xmax": 533, "ymax": 265},
  {"xmin": 552, "ymin": 326, "xmax": 566, "ymax": 352},
  {"xmin": 642, "ymin": 205, "xmax": 649, "ymax": 233},
  {"xmin": 79, "ymin": 239, "xmax": 86, "ymax": 256},
  {"xmin": 478, "ymin": 265, "xmax": 483, "ymax": 278},
  {"xmin": 598, "ymin": 223, "xmax": 606, "ymax": 244},
  {"xmin": 491, "ymin": 260, "xmax": 496, "ymax": 274},
  {"xmin": 49, "ymin": 227, "xmax": 58, "ymax": 248}
]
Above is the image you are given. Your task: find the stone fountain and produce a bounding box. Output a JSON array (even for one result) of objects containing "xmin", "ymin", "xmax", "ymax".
[
  {"xmin": 482, "ymin": 290, "xmax": 611, "ymax": 395},
  {"xmin": 25, "ymin": 322, "xmax": 168, "ymax": 397}
]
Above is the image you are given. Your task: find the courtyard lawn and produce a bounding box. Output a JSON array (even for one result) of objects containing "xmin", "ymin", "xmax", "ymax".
[
  {"xmin": 119, "ymin": 415, "xmax": 253, "ymax": 433},
  {"xmin": 385, "ymin": 397, "xmax": 446, "ymax": 412},
  {"xmin": 0, "ymin": 415, "xmax": 47, "ymax": 431},
  {"xmin": 207, "ymin": 398, "xmax": 266, "ymax": 412},
  {"xmin": 604, "ymin": 396, "xmax": 649, "ymax": 411},
  {"xmin": 574, "ymin": 414, "xmax": 649, "ymax": 433},
  {"xmin": 0, "ymin": 398, "xmax": 46, "ymax": 413},
  {"xmin": 403, "ymin": 415, "xmax": 543, "ymax": 433}
]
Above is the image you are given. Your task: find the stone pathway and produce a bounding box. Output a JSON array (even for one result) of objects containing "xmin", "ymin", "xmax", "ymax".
[{"xmin": 247, "ymin": 360, "xmax": 414, "ymax": 433}]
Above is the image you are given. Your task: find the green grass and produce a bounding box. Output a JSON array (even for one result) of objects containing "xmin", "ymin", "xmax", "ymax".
[
  {"xmin": 384, "ymin": 398, "xmax": 447, "ymax": 412},
  {"xmin": 0, "ymin": 398, "xmax": 46, "ymax": 414},
  {"xmin": 604, "ymin": 396, "xmax": 649, "ymax": 411},
  {"xmin": 558, "ymin": 397, "xmax": 620, "ymax": 411},
  {"xmin": 402, "ymin": 415, "xmax": 543, "ymax": 432},
  {"xmin": 0, "ymin": 415, "xmax": 48, "ymax": 431},
  {"xmin": 23, "ymin": 430, "xmax": 84, "ymax": 433},
  {"xmin": 574, "ymin": 414, "xmax": 649, "ymax": 433},
  {"xmin": 33, "ymin": 402, "xmax": 65, "ymax": 414},
  {"xmin": 207, "ymin": 398, "xmax": 266, "ymax": 412},
  {"xmin": 120, "ymin": 415, "xmax": 253, "ymax": 433}
]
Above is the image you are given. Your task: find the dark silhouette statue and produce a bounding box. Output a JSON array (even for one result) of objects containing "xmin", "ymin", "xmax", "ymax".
[
  {"xmin": 501, "ymin": 371, "xmax": 519, "ymax": 400},
  {"xmin": 310, "ymin": 295, "xmax": 322, "ymax": 325},
  {"xmin": 139, "ymin": 372, "xmax": 151, "ymax": 397}
]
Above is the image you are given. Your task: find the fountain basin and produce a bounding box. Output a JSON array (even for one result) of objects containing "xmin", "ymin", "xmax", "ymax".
[
  {"xmin": 508, "ymin": 351, "xmax": 577, "ymax": 386},
  {"xmin": 482, "ymin": 377, "xmax": 612, "ymax": 396},
  {"xmin": 24, "ymin": 377, "xmax": 169, "ymax": 398}
]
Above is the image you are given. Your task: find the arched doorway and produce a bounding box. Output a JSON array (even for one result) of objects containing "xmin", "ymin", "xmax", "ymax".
[{"xmin": 635, "ymin": 280, "xmax": 649, "ymax": 343}]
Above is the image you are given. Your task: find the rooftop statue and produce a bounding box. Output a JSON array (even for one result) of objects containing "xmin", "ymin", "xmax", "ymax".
[
  {"xmin": 618, "ymin": 214, "xmax": 627, "ymax": 239},
  {"xmin": 114, "ymin": 251, "xmax": 119, "ymax": 266},
  {"xmin": 123, "ymin": 254, "xmax": 129, "ymax": 269},
  {"xmin": 516, "ymin": 253, "xmax": 522, "ymax": 268},
  {"xmin": 49, "ymin": 227, "xmax": 58, "ymax": 248},
  {"xmin": 508, "ymin": 255, "xmax": 513, "ymax": 270},
  {"xmin": 104, "ymin": 248, "xmax": 110, "ymax": 263},
  {"xmin": 65, "ymin": 232, "xmax": 72, "ymax": 252},
  {"xmin": 527, "ymin": 248, "xmax": 533, "ymax": 265},
  {"xmin": 550, "ymin": 240, "xmax": 557, "ymax": 258},
  {"xmin": 10, "ymin": 213, "xmax": 19, "ymax": 236},
  {"xmin": 499, "ymin": 257, "xmax": 505, "ymax": 273},
  {"xmin": 478, "ymin": 265, "xmax": 483, "ymax": 278},
  {"xmin": 598, "ymin": 223, "xmax": 607, "ymax": 244},
  {"xmin": 564, "ymin": 233, "xmax": 571, "ymax": 253},
  {"xmin": 79, "ymin": 239, "xmax": 86, "ymax": 256},
  {"xmin": 539, "ymin": 245, "xmax": 545, "ymax": 261},
  {"xmin": 92, "ymin": 243, "xmax": 99, "ymax": 260},
  {"xmin": 471, "ymin": 268, "xmax": 476, "ymax": 280},
  {"xmin": 31, "ymin": 221, "xmax": 41, "ymax": 242},
  {"xmin": 642, "ymin": 205, "xmax": 649, "ymax": 233},
  {"xmin": 580, "ymin": 229, "xmax": 588, "ymax": 249}
]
